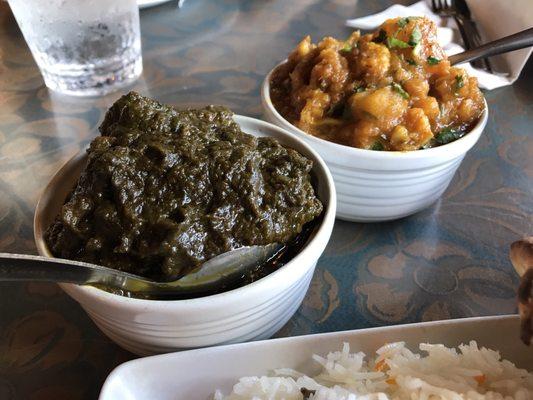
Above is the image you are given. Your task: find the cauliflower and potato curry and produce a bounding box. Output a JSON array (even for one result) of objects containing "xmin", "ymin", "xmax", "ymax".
[{"xmin": 270, "ymin": 17, "xmax": 485, "ymax": 151}]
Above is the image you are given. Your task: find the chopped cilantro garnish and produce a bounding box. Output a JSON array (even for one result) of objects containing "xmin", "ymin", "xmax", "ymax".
[
  {"xmin": 435, "ymin": 128, "xmax": 465, "ymax": 144},
  {"xmin": 427, "ymin": 56, "xmax": 441, "ymax": 65},
  {"xmin": 340, "ymin": 42, "xmax": 352, "ymax": 53},
  {"xmin": 386, "ymin": 36, "xmax": 410, "ymax": 49},
  {"xmin": 374, "ymin": 29, "xmax": 387, "ymax": 43},
  {"xmin": 454, "ymin": 75, "xmax": 464, "ymax": 91},
  {"xmin": 371, "ymin": 141, "xmax": 384, "ymax": 151},
  {"xmin": 398, "ymin": 17, "xmax": 410, "ymax": 28},
  {"xmin": 408, "ymin": 27, "xmax": 421, "ymax": 46},
  {"xmin": 391, "ymin": 82, "xmax": 409, "ymax": 99},
  {"xmin": 354, "ymin": 85, "xmax": 366, "ymax": 93},
  {"xmin": 406, "ymin": 59, "xmax": 417, "ymax": 66}
]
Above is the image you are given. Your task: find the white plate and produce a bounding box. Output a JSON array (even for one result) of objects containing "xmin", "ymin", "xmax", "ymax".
[{"xmin": 99, "ymin": 315, "xmax": 531, "ymax": 400}]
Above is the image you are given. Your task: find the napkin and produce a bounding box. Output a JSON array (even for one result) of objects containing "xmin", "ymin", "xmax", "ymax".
[{"xmin": 346, "ymin": 0, "xmax": 533, "ymax": 90}]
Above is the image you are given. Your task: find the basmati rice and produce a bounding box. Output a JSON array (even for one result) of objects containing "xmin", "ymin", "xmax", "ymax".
[{"xmin": 213, "ymin": 341, "xmax": 533, "ymax": 400}]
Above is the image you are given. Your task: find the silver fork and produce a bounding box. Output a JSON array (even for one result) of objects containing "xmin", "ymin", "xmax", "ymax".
[{"xmin": 431, "ymin": 0, "xmax": 493, "ymax": 72}]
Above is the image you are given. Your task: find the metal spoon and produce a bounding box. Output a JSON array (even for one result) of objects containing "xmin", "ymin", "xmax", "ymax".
[
  {"xmin": 0, "ymin": 243, "xmax": 282, "ymax": 298},
  {"xmin": 449, "ymin": 27, "xmax": 533, "ymax": 66}
]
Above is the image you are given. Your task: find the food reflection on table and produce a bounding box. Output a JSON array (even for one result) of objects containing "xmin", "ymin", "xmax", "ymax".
[
  {"xmin": 270, "ymin": 17, "xmax": 485, "ymax": 151},
  {"xmin": 45, "ymin": 92, "xmax": 323, "ymax": 297}
]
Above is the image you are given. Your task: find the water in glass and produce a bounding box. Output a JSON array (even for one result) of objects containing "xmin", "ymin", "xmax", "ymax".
[{"xmin": 8, "ymin": 0, "xmax": 143, "ymax": 96}]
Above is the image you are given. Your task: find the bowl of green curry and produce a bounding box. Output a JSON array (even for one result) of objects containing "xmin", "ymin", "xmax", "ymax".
[{"xmin": 34, "ymin": 92, "xmax": 336, "ymax": 355}]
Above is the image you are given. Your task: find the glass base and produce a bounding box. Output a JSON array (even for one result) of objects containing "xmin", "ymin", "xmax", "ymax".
[{"xmin": 41, "ymin": 56, "xmax": 143, "ymax": 97}]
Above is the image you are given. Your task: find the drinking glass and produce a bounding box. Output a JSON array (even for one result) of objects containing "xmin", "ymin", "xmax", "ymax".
[{"xmin": 8, "ymin": 0, "xmax": 143, "ymax": 96}]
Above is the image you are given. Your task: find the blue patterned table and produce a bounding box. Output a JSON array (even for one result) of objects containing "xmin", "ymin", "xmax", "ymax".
[{"xmin": 0, "ymin": 0, "xmax": 531, "ymax": 398}]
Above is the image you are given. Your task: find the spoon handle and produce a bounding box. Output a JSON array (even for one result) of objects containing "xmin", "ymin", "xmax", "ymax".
[
  {"xmin": 449, "ymin": 27, "xmax": 533, "ymax": 66},
  {"xmin": 0, "ymin": 253, "xmax": 125, "ymax": 286},
  {"xmin": 0, "ymin": 244, "xmax": 283, "ymax": 297}
]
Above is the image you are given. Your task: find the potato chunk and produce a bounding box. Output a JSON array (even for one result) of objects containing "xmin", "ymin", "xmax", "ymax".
[
  {"xmin": 356, "ymin": 41, "xmax": 391, "ymax": 83},
  {"xmin": 414, "ymin": 96, "xmax": 440, "ymax": 124},
  {"xmin": 349, "ymin": 86, "xmax": 408, "ymax": 131},
  {"xmin": 310, "ymin": 47, "xmax": 349, "ymax": 106},
  {"xmin": 401, "ymin": 108, "xmax": 434, "ymax": 150},
  {"xmin": 403, "ymin": 78, "xmax": 429, "ymax": 99}
]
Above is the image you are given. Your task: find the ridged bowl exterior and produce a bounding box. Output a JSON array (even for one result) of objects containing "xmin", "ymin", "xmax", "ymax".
[
  {"xmin": 262, "ymin": 65, "xmax": 488, "ymax": 222},
  {"xmin": 34, "ymin": 116, "xmax": 336, "ymax": 356},
  {"xmin": 60, "ymin": 268, "xmax": 315, "ymax": 356}
]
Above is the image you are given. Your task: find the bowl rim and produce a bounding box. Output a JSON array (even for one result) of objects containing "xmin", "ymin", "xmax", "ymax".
[
  {"xmin": 262, "ymin": 61, "xmax": 489, "ymax": 160},
  {"xmin": 33, "ymin": 114, "xmax": 336, "ymax": 308}
]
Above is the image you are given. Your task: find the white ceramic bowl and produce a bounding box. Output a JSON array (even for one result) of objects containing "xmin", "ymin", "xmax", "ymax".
[
  {"xmin": 262, "ymin": 64, "xmax": 488, "ymax": 222},
  {"xmin": 34, "ymin": 115, "xmax": 336, "ymax": 356}
]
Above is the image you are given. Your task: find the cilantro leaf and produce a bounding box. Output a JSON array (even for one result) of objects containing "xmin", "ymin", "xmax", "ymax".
[
  {"xmin": 408, "ymin": 27, "xmax": 421, "ymax": 46},
  {"xmin": 398, "ymin": 17, "xmax": 410, "ymax": 28},
  {"xmin": 386, "ymin": 36, "xmax": 410, "ymax": 49},
  {"xmin": 340, "ymin": 42, "xmax": 352, "ymax": 53},
  {"xmin": 391, "ymin": 82, "xmax": 409, "ymax": 99},
  {"xmin": 406, "ymin": 59, "xmax": 417, "ymax": 66},
  {"xmin": 454, "ymin": 75, "xmax": 464, "ymax": 91},
  {"xmin": 435, "ymin": 128, "xmax": 465, "ymax": 144},
  {"xmin": 427, "ymin": 56, "xmax": 441, "ymax": 65},
  {"xmin": 371, "ymin": 141, "xmax": 384, "ymax": 151}
]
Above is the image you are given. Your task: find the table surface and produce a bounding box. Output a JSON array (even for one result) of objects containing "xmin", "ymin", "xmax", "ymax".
[{"xmin": 0, "ymin": 0, "xmax": 532, "ymax": 398}]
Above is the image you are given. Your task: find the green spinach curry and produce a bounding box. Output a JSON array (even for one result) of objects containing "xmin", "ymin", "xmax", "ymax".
[{"xmin": 45, "ymin": 92, "xmax": 323, "ymax": 288}]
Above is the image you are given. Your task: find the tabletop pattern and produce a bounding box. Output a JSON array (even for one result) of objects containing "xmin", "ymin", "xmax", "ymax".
[{"xmin": 0, "ymin": 0, "xmax": 532, "ymax": 398}]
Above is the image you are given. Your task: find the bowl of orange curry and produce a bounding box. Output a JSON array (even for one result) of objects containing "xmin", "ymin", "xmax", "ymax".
[{"xmin": 261, "ymin": 16, "xmax": 487, "ymax": 222}]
